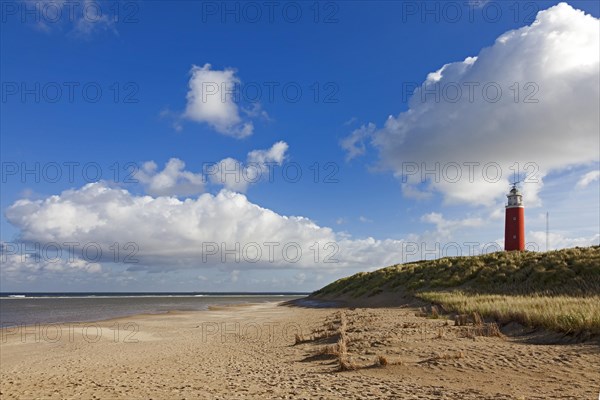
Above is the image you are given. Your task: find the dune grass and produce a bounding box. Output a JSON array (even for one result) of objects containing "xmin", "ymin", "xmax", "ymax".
[
  {"xmin": 418, "ymin": 292, "xmax": 600, "ymax": 335},
  {"xmin": 314, "ymin": 246, "xmax": 600, "ymax": 297},
  {"xmin": 312, "ymin": 246, "xmax": 600, "ymax": 336}
]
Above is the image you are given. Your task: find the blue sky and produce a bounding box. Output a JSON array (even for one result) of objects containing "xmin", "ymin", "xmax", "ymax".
[{"xmin": 1, "ymin": 1, "xmax": 599, "ymax": 292}]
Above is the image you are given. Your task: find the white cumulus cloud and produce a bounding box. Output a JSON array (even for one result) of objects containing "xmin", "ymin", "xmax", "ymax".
[
  {"xmin": 4, "ymin": 182, "xmax": 411, "ymax": 272},
  {"xmin": 134, "ymin": 142, "xmax": 288, "ymax": 196},
  {"xmin": 340, "ymin": 123, "xmax": 376, "ymax": 161},
  {"xmin": 576, "ymin": 170, "xmax": 600, "ymax": 189},
  {"xmin": 183, "ymin": 64, "xmax": 254, "ymax": 138},
  {"xmin": 208, "ymin": 141, "xmax": 289, "ymax": 192},
  {"xmin": 136, "ymin": 158, "xmax": 205, "ymax": 197},
  {"xmin": 343, "ymin": 3, "xmax": 600, "ymax": 208}
]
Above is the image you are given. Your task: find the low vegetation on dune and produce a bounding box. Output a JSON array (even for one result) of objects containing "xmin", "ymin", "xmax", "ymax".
[
  {"xmin": 314, "ymin": 246, "xmax": 600, "ymax": 297},
  {"xmin": 418, "ymin": 292, "xmax": 600, "ymax": 335},
  {"xmin": 312, "ymin": 246, "xmax": 600, "ymax": 336}
]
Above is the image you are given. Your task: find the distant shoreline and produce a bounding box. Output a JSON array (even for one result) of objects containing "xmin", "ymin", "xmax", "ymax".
[
  {"xmin": 0, "ymin": 295, "xmax": 307, "ymax": 328},
  {"xmin": 0, "ymin": 292, "xmax": 311, "ymax": 298}
]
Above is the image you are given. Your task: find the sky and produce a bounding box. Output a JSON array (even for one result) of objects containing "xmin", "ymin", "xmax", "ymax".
[{"xmin": 1, "ymin": 0, "xmax": 599, "ymax": 292}]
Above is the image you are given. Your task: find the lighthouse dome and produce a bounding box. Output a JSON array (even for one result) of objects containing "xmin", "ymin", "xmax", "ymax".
[{"xmin": 506, "ymin": 185, "xmax": 523, "ymax": 207}]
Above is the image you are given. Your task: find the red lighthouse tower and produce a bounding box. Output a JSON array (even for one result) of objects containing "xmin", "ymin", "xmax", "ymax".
[{"xmin": 504, "ymin": 184, "xmax": 525, "ymax": 251}]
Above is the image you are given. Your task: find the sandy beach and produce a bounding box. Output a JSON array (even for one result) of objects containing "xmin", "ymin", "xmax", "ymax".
[{"xmin": 1, "ymin": 302, "xmax": 598, "ymax": 399}]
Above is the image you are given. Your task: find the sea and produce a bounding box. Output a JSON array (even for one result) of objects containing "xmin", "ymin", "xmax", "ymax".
[{"xmin": 0, "ymin": 292, "xmax": 308, "ymax": 327}]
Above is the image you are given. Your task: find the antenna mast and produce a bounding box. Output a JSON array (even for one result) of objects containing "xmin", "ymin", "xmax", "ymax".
[
  {"xmin": 546, "ymin": 212, "xmax": 549, "ymax": 251},
  {"xmin": 512, "ymin": 171, "xmax": 521, "ymax": 189}
]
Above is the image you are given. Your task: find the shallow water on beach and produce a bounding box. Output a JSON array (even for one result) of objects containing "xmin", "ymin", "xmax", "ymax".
[{"xmin": 0, "ymin": 293, "xmax": 307, "ymax": 327}]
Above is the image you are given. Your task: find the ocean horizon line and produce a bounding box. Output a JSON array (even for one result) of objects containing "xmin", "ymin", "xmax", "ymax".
[{"xmin": 0, "ymin": 292, "xmax": 311, "ymax": 298}]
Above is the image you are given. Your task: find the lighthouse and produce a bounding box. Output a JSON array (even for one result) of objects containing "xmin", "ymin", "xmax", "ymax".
[{"xmin": 504, "ymin": 184, "xmax": 525, "ymax": 251}]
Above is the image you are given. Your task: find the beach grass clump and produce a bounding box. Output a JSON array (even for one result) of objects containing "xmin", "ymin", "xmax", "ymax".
[
  {"xmin": 465, "ymin": 322, "xmax": 505, "ymax": 339},
  {"xmin": 316, "ymin": 312, "xmax": 360, "ymax": 371},
  {"xmin": 338, "ymin": 356, "xmax": 358, "ymax": 371},
  {"xmin": 316, "ymin": 344, "xmax": 339, "ymax": 356},
  {"xmin": 376, "ymin": 355, "xmax": 389, "ymax": 366}
]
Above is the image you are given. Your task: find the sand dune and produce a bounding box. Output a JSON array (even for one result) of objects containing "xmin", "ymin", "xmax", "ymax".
[{"xmin": 1, "ymin": 302, "xmax": 598, "ymax": 399}]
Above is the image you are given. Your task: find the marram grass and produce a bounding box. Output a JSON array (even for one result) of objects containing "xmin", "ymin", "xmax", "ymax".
[
  {"xmin": 312, "ymin": 246, "xmax": 600, "ymax": 335},
  {"xmin": 315, "ymin": 246, "xmax": 600, "ymax": 297},
  {"xmin": 417, "ymin": 292, "xmax": 600, "ymax": 335}
]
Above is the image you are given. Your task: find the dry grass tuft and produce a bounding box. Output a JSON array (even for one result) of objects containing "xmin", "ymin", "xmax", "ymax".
[
  {"xmin": 376, "ymin": 355, "xmax": 389, "ymax": 367},
  {"xmin": 455, "ymin": 314, "xmax": 469, "ymax": 326},
  {"xmin": 338, "ymin": 356, "xmax": 358, "ymax": 371},
  {"xmin": 472, "ymin": 323, "xmax": 504, "ymax": 338},
  {"xmin": 336, "ymin": 337, "xmax": 347, "ymax": 355},
  {"xmin": 311, "ymin": 330, "xmax": 334, "ymax": 341},
  {"xmin": 316, "ymin": 344, "xmax": 339, "ymax": 356},
  {"xmin": 435, "ymin": 328, "xmax": 445, "ymax": 339},
  {"xmin": 472, "ymin": 312, "xmax": 484, "ymax": 326},
  {"xmin": 340, "ymin": 312, "xmax": 348, "ymax": 331},
  {"xmin": 415, "ymin": 306, "xmax": 442, "ymax": 319},
  {"xmin": 314, "ymin": 311, "xmax": 358, "ymax": 371},
  {"xmin": 425, "ymin": 351, "xmax": 464, "ymax": 362}
]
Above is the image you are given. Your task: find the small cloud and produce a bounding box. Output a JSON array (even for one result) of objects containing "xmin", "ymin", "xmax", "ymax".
[
  {"xmin": 340, "ymin": 123, "xmax": 376, "ymax": 161},
  {"xmin": 209, "ymin": 141, "xmax": 289, "ymax": 192},
  {"xmin": 182, "ymin": 64, "xmax": 255, "ymax": 138},
  {"xmin": 335, "ymin": 217, "xmax": 346, "ymax": 225},
  {"xmin": 358, "ymin": 216, "xmax": 373, "ymax": 223},
  {"xmin": 135, "ymin": 142, "xmax": 288, "ymax": 196},
  {"xmin": 24, "ymin": 0, "xmax": 118, "ymax": 38},
  {"xmin": 242, "ymin": 102, "xmax": 271, "ymax": 121},
  {"xmin": 576, "ymin": 170, "xmax": 600, "ymax": 188},
  {"xmin": 19, "ymin": 188, "xmax": 36, "ymax": 199},
  {"xmin": 136, "ymin": 158, "xmax": 205, "ymax": 197},
  {"xmin": 343, "ymin": 117, "xmax": 357, "ymax": 126},
  {"xmin": 466, "ymin": 0, "xmax": 489, "ymax": 8},
  {"xmin": 160, "ymin": 108, "xmax": 184, "ymax": 132},
  {"xmin": 71, "ymin": 0, "xmax": 118, "ymax": 38}
]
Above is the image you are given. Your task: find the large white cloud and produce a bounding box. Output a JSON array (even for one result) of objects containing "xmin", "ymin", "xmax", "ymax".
[
  {"xmin": 183, "ymin": 64, "xmax": 254, "ymax": 138},
  {"xmin": 4, "ymin": 181, "xmax": 597, "ymax": 280},
  {"xmin": 3, "ymin": 183, "xmax": 411, "ymax": 272},
  {"xmin": 344, "ymin": 3, "xmax": 600, "ymax": 207}
]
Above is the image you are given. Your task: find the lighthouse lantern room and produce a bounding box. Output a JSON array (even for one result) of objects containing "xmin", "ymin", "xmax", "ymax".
[{"xmin": 504, "ymin": 184, "xmax": 525, "ymax": 251}]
